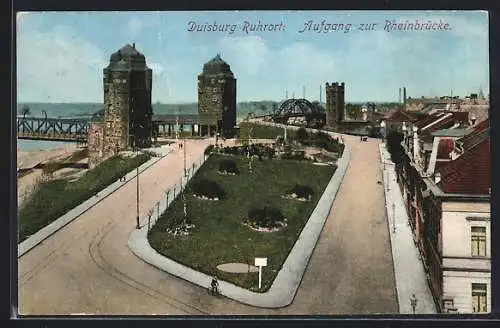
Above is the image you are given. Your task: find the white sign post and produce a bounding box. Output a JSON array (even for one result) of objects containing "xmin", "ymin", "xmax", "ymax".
[{"xmin": 254, "ymin": 257, "xmax": 268, "ymax": 289}]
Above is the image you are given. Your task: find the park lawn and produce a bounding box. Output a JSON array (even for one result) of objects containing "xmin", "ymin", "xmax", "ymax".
[
  {"xmin": 238, "ymin": 122, "xmax": 297, "ymax": 141},
  {"xmin": 148, "ymin": 153, "xmax": 336, "ymax": 292},
  {"xmin": 18, "ymin": 153, "xmax": 151, "ymax": 242}
]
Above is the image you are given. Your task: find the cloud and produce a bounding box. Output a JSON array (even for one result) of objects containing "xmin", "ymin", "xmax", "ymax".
[
  {"xmin": 127, "ymin": 18, "xmax": 144, "ymax": 38},
  {"xmin": 17, "ymin": 27, "xmax": 107, "ymax": 103}
]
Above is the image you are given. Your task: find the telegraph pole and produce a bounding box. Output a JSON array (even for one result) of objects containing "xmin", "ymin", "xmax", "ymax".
[{"xmin": 248, "ymin": 126, "xmax": 253, "ymax": 174}]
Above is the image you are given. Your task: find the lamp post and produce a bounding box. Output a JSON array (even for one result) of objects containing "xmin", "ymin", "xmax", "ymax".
[
  {"xmin": 136, "ymin": 165, "xmax": 140, "ymax": 229},
  {"xmin": 392, "ymin": 202, "xmax": 396, "ymax": 233},
  {"xmin": 183, "ymin": 138, "xmax": 187, "ymax": 177},
  {"xmin": 410, "ymin": 294, "xmax": 418, "ymax": 314}
]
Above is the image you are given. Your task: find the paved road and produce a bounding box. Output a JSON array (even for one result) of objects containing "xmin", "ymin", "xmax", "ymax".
[{"xmin": 18, "ymin": 136, "xmax": 397, "ymax": 315}]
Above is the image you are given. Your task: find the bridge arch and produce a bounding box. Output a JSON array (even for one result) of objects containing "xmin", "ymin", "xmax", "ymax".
[{"xmin": 271, "ymin": 98, "xmax": 326, "ymax": 127}]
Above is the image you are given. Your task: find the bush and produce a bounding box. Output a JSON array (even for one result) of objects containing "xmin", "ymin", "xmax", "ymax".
[
  {"xmin": 281, "ymin": 151, "xmax": 306, "ymax": 161},
  {"xmin": 191, "ymin": 179, "xmax": 225, "ymax": 200},
  {"xmin": 246, "ymin": 206, "xmax": 284, "ymax": 228},
  {"xmin": 218, "ymin": 159, "xmax": 239, "ymax": 174},
  {"xmin": 287, "ymin": 184, "xmax": 313, "ymax": 200},
  {"xmin": 204, "ymin": 145, "xmax": 215, "ymax": 155}
]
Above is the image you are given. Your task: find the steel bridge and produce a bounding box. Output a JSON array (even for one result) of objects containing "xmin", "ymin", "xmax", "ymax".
[
  {"xmin": 17, "ymin": 115, "xmax": 90, "ymax": 143},
  {"xmin": 271, "ymin": 98, "xmax": 326, "ymax": 128},
  {"xmin": 16, "ymin": 113, "xmax": 220, "ymax": 142}
]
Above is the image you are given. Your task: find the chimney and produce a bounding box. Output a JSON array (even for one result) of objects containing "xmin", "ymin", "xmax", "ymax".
[
  {"xmin": 434, "ymin": 172, "xmax": 441, "ymax": 184},
  {"xmin": 403, "ymin": 87, "xmax": 407, "ymax": 109},
  {"xmin": 132, "ymin": 42, "xmax": 136, "ymax": 49}
]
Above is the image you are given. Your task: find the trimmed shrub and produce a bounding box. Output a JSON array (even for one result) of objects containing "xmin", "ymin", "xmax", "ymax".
[
  {"xmin": 191, "ymin": 179, "xmax": 225, "ymax": 200},
  {"xmin": 246, "ymin": 206, "xmax": 284, "ymax": 228},
  {"xmin": 287, "ymin": 184, "xmax": 313, "ymax": 200},
  {"xmin": 218, "ymin": 159, "xmax": 239, "ymax": 174},
  {"xmin": 281, "ymin": 151, "xmax": 306, "ymax": 161}
]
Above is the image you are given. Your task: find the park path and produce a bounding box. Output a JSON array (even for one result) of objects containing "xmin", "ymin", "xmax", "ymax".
[{"xmin": 18, "ymin": 136, "xmax": 397, "ymax": 315}]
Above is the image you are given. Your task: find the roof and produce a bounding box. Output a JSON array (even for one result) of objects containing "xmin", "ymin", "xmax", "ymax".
[
  {"xmin": 436, "ymin": 138, "xmax": 455, "ymax": 159},
  {"xmin": 106, "ymin": 44, "xmax": 149, "ymax": 71},
  {"xmin": 431, "ymin": 128, "xmax": 469, "ymax": 137},
  {"xmin": 152, "ymin": 114, "xmax": 217, "ymax": 125},
  {"xmin": 386, "ymin": 110, "xmax": 421, "ymax": 123},
  {"xmin": 455, "ymin": 119, "xmax": 489, "ymax": 154},
  {"xmin": 437, "ymin": 137, "xmax": 490, "ymax": 195},
  {"xmin": 418, "ymin": 112, "xmax": 469, "ymax": 133},
  {"xmin": 201, "ymin": 54, "xmax": 234, "ymax": 76}
]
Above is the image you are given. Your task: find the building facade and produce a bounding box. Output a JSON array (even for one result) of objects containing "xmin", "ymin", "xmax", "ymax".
[
  {"xmin": 197, "ymin": 54, "xmax": 237, "ymax": 137},
  {"xmin": 394, "ymin": 114, "xmax": 491, "ymax": 313},
  {"xmin": 88, "ymin": 43, "xmax": 153, "ymax": 167},
  {"xmin": 325, "ymin": 82, "xmax": 345, "ymax": 128}
]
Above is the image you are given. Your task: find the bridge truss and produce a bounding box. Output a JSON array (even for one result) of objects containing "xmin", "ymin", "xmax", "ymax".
[
  {"xmin": 271, "ymin": 99, "xmax": 326, "ymax": 128},
  {"xmin": 17, "ymin": 116, "xmax": 90, "ymax": 143}
]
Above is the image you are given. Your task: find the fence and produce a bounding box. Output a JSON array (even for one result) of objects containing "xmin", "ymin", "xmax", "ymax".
[{"xmin": 141, "ymin": 153, "xmax": 209, "ymax": 231}]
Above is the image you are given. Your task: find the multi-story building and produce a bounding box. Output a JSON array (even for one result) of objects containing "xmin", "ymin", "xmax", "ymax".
[
  {"xmin": 197, "ymin": 54, "xmax": 237, "ymax": 137},
  {"xmin": 395, "ymin": 114, "xmax": 491, "ymax": 313}
]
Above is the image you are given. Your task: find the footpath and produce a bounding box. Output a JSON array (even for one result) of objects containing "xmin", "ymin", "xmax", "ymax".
[
  {"xmin": 128, "ymin": 144, "xmax": 351, "ymax": 308},
  {"xmin": 18, "ymin": 145, "xmax": 172, "ymax": 257},
  {"xmin": 379, "ymin": 142, "xmax": 437, "ymax": 314}
]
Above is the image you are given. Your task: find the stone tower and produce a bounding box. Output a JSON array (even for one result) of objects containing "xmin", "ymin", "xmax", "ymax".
[
  {"xmin": 325, "ymin": 82, "xmax": 345, "ymax": 128},
  {"xmin": 103, "ymin": 43, "xmax": 152, "ymax": 155},
  {"xmin": 197, "ymin": 54, "xmax": 237, "ymax": 136}
]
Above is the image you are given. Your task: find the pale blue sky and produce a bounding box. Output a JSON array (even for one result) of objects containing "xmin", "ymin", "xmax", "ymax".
[{"xmin": 16, "ymin": 11, "xmax": 489, "ymax": 103}]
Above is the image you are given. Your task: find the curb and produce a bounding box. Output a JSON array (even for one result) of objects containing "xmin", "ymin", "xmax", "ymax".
[
  {"xmin": 18, "ymin": 150, "xmax": 169, "ymax": 258},
  {"xmin": 128, "ymin": 144, "xmax": 351, "ymax": 308}
]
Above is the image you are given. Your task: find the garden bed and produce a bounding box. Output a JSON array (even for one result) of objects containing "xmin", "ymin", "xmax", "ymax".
[
  {"xmin": 19, "ymin": 152, "xmax": 151, "ymax": 242},
  {"xmin": 148, "ymin": 153, "xmax": 336, "ymax": 292}
]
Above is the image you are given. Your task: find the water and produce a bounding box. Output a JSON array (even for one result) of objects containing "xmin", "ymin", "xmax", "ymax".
[{"xmin": 17, "ymin": 139, "xmax": 77, "ymax": 152}]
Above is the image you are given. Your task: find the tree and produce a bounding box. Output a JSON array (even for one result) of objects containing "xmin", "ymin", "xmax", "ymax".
[{"xmin": 386, "ymin": 131, "xmax": 405, "ymax": 165}]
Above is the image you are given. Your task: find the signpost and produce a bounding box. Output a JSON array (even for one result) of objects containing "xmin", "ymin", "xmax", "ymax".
[{"xmin": 254, "ymin": 257, "xmax": 268, "ymax": 290}]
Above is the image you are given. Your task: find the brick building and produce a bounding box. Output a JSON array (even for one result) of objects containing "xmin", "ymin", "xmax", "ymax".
[{"xmin": 197, "ymin": 54, "xmax": 237, "ymax": 137}]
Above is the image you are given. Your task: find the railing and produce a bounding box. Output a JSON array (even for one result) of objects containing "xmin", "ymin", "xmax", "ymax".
[{"xmin": 142, "ymin": 153, "xmax": 209, "ymax": 231}]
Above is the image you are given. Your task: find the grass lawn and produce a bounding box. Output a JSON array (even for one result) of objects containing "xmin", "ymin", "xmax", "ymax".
[
  {"xmin": 148, "ymin": 153, "xmax": 336, "ymax": 292},
  {"xmin": 19, "ymin": 153, "xmax": 151, "ymax": 242},
  {"xmin": 238, "ymin": 122, "xmax": 297, "ymax": 141}
]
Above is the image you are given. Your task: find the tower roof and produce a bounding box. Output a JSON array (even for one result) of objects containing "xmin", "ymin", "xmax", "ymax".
[
  {"xmin": 106, "ymin": 43, "xmax": 149, "ymax": 71},
  {"xmin": 201, "ymin": 54, "xmax": 233, "ymax": 75}
]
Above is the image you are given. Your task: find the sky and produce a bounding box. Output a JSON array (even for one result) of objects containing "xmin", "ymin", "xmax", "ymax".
[{"xmin": 16, "ymin": 11, "xmax": 489, "ymax": 103}]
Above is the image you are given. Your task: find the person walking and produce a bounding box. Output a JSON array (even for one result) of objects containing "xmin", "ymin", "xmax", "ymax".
[{"xmin": 210, "ymin": 276, "xmax": 220, "ymax": 296}]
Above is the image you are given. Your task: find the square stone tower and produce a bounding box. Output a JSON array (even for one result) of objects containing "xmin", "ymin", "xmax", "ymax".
[
  {"xmin": 102, "ymin": 43, "xmax": 153, "ymax": 155},
  {"xmin": 197, "ymin": 54, "xmax": 237, "ymax": 137},
  {"xmin": 325, "ymin": 82, "xmax": 345, "ymax": 128}
]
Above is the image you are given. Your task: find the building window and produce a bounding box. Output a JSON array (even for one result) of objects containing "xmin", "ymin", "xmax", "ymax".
[
  {"xmin": 471, "ymin": 226, "xmax": 487, "ymax": 257},
  {"xmin": 472, "ymin": 283, "xmax": 487, "ymax": 313}
]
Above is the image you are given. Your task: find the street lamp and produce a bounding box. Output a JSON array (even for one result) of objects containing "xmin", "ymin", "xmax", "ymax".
[
  {"xmin": 410, "ymin": 294, "xmax": 418, "ymax": 314},
  {"xmin": 392, "ymin": 202, "xmax": 396, "ymax": 233},
  {"xmin": 136, "ymin": 165, "xmax": 140, "ymax": 229}
]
